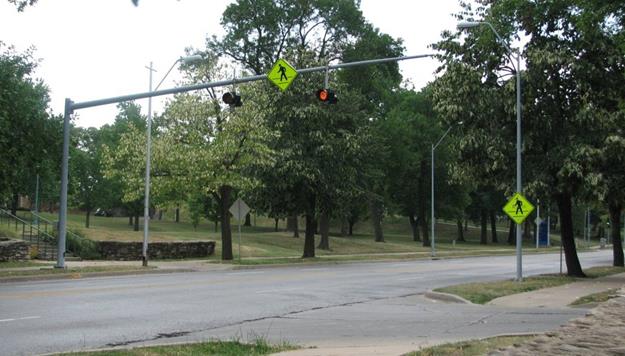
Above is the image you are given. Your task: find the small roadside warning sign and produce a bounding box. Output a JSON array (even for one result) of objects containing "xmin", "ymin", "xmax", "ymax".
[
  {"xmin": 267, "ymin": 59, "xmax": 298, "ymax": 91},
  {"xmin": 229, "ymin": 198, "xmax": 250, "ymax": 221},
  {"xmin": 503, "ymin": 192, "xmax": 535, "ymax": 225}
]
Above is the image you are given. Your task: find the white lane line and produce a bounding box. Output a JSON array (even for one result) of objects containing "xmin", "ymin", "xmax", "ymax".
[
  {"xmin": 396, "ymin": 276, "xmax": 425, "ymax": 281},
  {"xmin": 229, "ymin": 271, "xmax": 265, "ymax": 275},
  {"xmin": 0, "ymin": 316, "xmax": 40, "ymax": 323},
  {"xmin": 255, "ymin": 288, "xmax": 301, "ymax": 294}
]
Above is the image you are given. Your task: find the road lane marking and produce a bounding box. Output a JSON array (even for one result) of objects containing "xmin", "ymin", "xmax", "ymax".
[
  {"xmin": 228, "ymin": 271, "xmax": 265, "ymax": 275},
  {"xmin": 0, "ymin": 316, "xmax": 40, "ymax": 323},
  {"xmin": 396, "ymin": 276, "xmax": 425, "ymax": 281}
]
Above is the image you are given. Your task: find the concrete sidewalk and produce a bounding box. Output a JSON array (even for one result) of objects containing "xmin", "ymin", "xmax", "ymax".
[
  {"xmin": 272, "ymin": 273, "xmax": 625, "ymax": 356},
  {"xmin": 487, "ymin": 272, "xmax": 625, "ymax": 308}
]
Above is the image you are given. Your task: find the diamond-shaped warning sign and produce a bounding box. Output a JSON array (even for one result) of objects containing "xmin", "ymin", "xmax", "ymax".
[
  {"xmin": 503, "ymin": 192, "xmax": 535, "ymax": 225},
  {"xmin": 267, "ymin": 59, "xmax": 298, "ymax": 91}
]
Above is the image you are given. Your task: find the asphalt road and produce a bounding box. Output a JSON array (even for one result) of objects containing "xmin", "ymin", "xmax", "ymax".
[{"xmin": 0, "ymin": 250, "xmax": 613, "ymax": 355}]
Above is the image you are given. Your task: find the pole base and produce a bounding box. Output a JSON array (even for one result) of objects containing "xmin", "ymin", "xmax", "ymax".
[{"xmin": 142, "ymin": 256, "xmax": 148, "ymax": 267}]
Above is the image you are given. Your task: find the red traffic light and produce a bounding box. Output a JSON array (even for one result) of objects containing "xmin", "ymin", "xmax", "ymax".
[
  {"xmin": 222, "ymin": 92, "xmax": 242, "ymax": 107},
  {"xmin": 316, "ymin": 88, "xmax": 337, "ymax": 104}
]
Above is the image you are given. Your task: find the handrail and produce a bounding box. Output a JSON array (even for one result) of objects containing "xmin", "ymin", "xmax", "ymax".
[
  {"xmin": 0, "ymin": 208, "xmax": 57, "ymax": 241},
  {"xmin": 28, "ymin": 210, "xmax": 85, "ymax": 241},
  {"xmin": 29, "ymin": 210, "xmax": 55, "ymax": 225}
]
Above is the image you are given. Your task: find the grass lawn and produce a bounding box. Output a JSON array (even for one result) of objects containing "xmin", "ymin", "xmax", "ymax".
[
  {"xmin": 570, "ymin": 288, "xmax": 620, "ymax": 306},
  {"xmin": 21, "ymin": 211, "xmax": 573, "ymax": 262},
  {"xmin": 0, "ymin": 260, "xmax": 52, "ymax": 269},
  {"xmin": 435, "ymin": 266, "xmax": 625, "ymax": 304},
  {"xmin": 62, "ymin": 339, "xmax": 295, "ymax": 356},
  {"xmin": 404, "ymin": 335, "xmax": 535, "ymax": 356}
]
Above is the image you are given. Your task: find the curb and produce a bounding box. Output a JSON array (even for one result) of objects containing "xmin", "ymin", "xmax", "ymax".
[
  {"xmin": 424, "ymin": 290, "xmax": 473, "ymax": 304},
  {"xmin": 0, "ymin": 267, "xmax": 196, "ymax": 284}
]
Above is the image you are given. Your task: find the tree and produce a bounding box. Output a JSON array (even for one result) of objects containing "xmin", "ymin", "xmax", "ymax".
[
  {"xmin": 210, "ymin": 0, "xmax": 401, "ymax": 257},
  {"xmin": 0, "ymin": 42, "xmax": 59, "ymax": 214},
  {"xmin": 101, "ymin": 102, "xmax": 147, "ymax": 231},
  {"xmin": 6, "ymin": 0, "xmax": 37, "ymax": 11},
  {"xmin": 379, "ymin": 89, "xmax": 441, "ymax": 246},
  {"xmin": 432, "ymin": 0, "xmax": 625, "ymax": 276},
  {"xmin": 70, "ymin": 127, "xmax": 110, "ymax": 228},
  {"xmin": 152, "ymin": 73, "xmax": 275, "ymax": 260}
]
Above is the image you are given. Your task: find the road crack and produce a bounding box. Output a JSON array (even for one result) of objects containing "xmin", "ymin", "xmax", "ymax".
[{"xmin": 103, "ymin": 292, "xmax": 425, "ymax": 348}]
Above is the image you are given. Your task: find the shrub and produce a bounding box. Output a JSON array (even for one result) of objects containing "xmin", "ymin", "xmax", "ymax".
[{"xmin": 66, "ymin": 230, "xmax": 101, "ymax": 259}]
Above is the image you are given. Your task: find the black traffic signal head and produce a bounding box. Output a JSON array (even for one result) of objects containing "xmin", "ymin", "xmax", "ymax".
[
  {"xmin": 222, "ymin": 92, "xmax": 242, "ymax": 107},
  {"xmin": 316, "ymin": 88, "xmax": 337, "ymax": 104}
]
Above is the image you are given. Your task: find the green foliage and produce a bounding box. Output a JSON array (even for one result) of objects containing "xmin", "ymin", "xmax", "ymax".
[
  {"xmin": 62, "ymin": 338, "xmax": 296, "ymax": 355},
  {"xmin": 6, "ymin": 0, "xmax": 37, "ymax": 12},
  {"xmin": 209, "ymin": 0, "xmax": 367, "ymax": 74},
  {"xmin": 100, "ymin": 102, "xmax": 147, "ymax": 206},
  {"xmin": 0, "ymin": 42, "xmax": 60, "ymax": 206},
  {"xmin": 65, "ymin": 229, "xmax": 101, "ymax": 260}
]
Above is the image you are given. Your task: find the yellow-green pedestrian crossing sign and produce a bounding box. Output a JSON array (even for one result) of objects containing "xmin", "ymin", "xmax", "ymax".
[
  {"xmin": 267, "ymin": 59, "xmax": 298, "ymax": 91},
  {"xmin": 503, "ymin": 192, "xmax": 535, "ymax": 225}
]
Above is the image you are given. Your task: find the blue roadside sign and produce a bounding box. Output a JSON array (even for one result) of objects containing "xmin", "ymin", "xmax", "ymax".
[{"xmin": 538, "ymin": 221, "xmax": 549, "ymax": 247}]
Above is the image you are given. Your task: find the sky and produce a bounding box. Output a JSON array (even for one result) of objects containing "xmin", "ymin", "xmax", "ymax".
[{"xmin": 0, "ymin": 0, "xmax": 462, "ymax": 128}]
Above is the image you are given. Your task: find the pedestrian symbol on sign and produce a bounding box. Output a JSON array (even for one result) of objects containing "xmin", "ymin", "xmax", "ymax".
[
  {"xmin": 267, "ymin": 59, "xmax": 298, "ymax": 91},
  {"xmin": 503, "ymin": 192, "xmax": 535, "ymax": 225},
  {"xmin": 515, "ymin": 198, "xmax": 523, "ymax": 215}
]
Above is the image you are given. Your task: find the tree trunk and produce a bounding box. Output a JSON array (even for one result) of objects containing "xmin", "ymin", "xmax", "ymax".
[
  {"xmin": 133, "ymin": 215, "xmax": 139, "ymax": 231},
  {"xmin": 287, "ymin": 215, "xmax": 299, "ymax": 237},
  {"xmin": 158, "ymin": 210, "xmax": 163, "ymax": 220},
  {"xmin": 340, "ymin": 218, "xmax": 348, "ymax": 237},
  {"xmin": 609, "ymin": 202, "xmax": 624, "ymax": 267},
  {"xmin": 490, "ymin": 210, "xmax": 498, "ymax": 243},
  {"xmin": 287, "ymin": 216, "xmax": 296, "ymax": 231},
  {"xmin": 318, "ymin": 211, "xmax": 330, "ymax": 250},
  {"xmin": 11, "ymin": 193, "xmax": 18, "ymax": 216},
  {"xmin": 293, "ymin": 217, "xmax": 299, "ymax": 238},
  {"xmin": 302, "ymin": 195, "xmax": 316, "ymax": 258},
  {"xmin": 348, "ymin": 218, "xmax": 356, "ymax": 236},
  {"xmin": 175, "ymin": 206, "xmax": 180, "ymax": 223},
  {"xmin": 85, "ymin": 209, "xmax": 91, "ymax": 229},
  {"xmin": 556, "ymin": 192, "xmax": 586, "ymax": 277},
  {"xmin": 274, "ymin": 218, "xmax": 279, "ymax": 232},
  {"xmin": 129, "ymin": 215, "xmax": 133, "ymax": 226},
  {"xmin": 244, "ymin": 213, "xmax": 251, "ymax": 226},
  {"xmin": 508, "ymin": 218, "xmax": 515, "ymax": 245},
  {"xmin": 370, "ymin": 198, "xmax": 384, "ymax": 242},
  {"xmin": 456, "ymin": 218, "xmax": 465, "ymax": 241},
  {"xmin": 214, "ymin": 220, "xmax": 219, "ymax": 233},
  {"xmin": 219, "ymin": 185, "xmax": 233, "ymax": 260},
  {"xmin": 409, "ymin": 214, "xmax": 420, "ymax": 241},
  {"xmin": 523, "ymin": 219, "xmax": 532, "ymax": 240},
  {"xmin": 480, "ymin": 209, "xmax": 488, "ymax": 244}
]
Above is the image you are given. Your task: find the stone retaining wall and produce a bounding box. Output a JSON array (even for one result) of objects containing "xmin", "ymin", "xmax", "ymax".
[
  {"xmin": 0, "ymin": 238, "xmax": 30, "ymax": 262},
  {"xmin": 97, "ymin": 241, "xmax": 215, "ymax": 260}
]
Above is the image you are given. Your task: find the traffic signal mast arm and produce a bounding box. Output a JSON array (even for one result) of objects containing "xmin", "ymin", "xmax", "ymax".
[
  {"xmin": 56, "ymin": 53, "xmax": 434, "ymax": 268},
  {"xmin": 69, "ymin": 54, "xmax": 434, "ymax": 110}
]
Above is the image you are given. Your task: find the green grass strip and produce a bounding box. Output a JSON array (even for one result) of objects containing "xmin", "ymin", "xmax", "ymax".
[
  {"xmin": 405, "ymin": 335, "xmax": 535, "ymax": 356},
  {"xmin": 570, "ymin": 288, "xmax": 620, "ymax": 306},
  {"xmin": 63, "ymin": 339, "xmax": 296, "ymax": 356},
  {"xmin": 434, "ymin": 266, "xmax": 625, "ymax": 304}
]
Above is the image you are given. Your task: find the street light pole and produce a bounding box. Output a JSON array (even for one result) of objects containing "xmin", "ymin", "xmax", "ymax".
[
  {"xmin": 458, "ymin": 20, "xmax": 524, "ymax": 280},
  {"xmin": 431, "ymin": 122, "xmax": 462, "ymax": 257},
  {"xmin": 142, "ymin": 61, "xmax": 155, "ymax": 267},
  {"xmin": 142, "ymin": 55, "xmax": 202, "ymax": 267}
]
